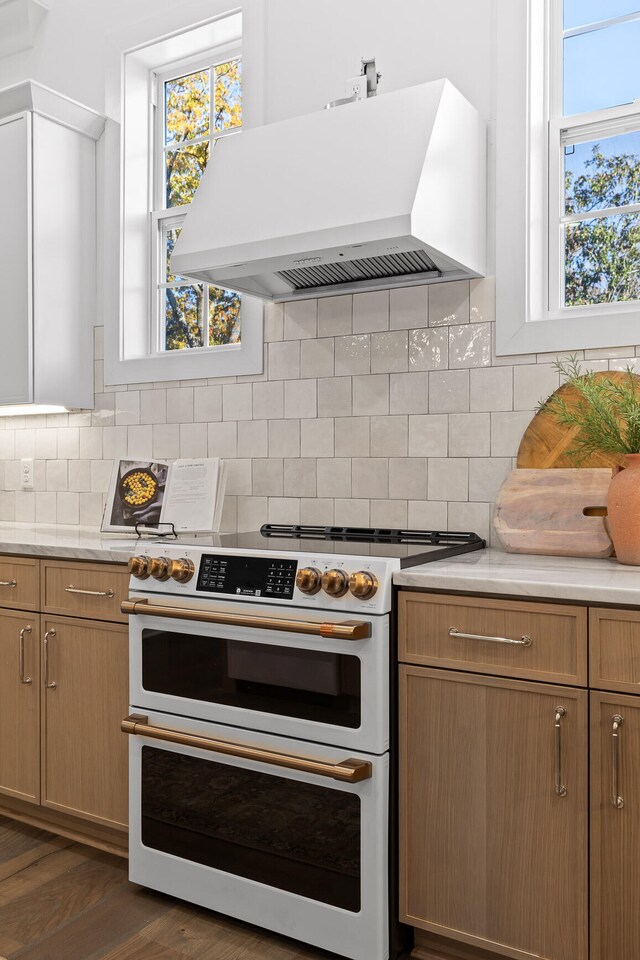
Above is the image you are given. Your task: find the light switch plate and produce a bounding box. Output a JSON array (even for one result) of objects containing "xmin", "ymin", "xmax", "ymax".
[{"xmin": 21, "ymin": 458, "xmax": 34, "ymax": 490}]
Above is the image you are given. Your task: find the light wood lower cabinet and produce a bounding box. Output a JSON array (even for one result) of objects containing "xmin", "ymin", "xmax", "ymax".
[
  {"xmin": 0, "ymin": 610, "xmax": 40, "ymax": 804},
  {"xmin": 590, "ymin": 691, "xmax": 640, "ymax": 960},
  {"xmin": 41, "ymin": 617, "xmax": 129, "ymax": 830},
  {"xmin": 400, "ymin": 665, "xmax": 588, "ymax": 960},
  {"xmin": 0, "ymin": 555, "xmax": 129, "ymax": 854}
]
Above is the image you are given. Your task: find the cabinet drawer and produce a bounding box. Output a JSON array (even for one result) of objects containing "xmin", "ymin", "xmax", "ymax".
[
  {"xmin": 398, "ymin": 591, "xmax": 587, "ymax": 685},
  {"xmin": 0, "ymin": 556, "xmax": 38, "ymax": 611},
  {"xmin": 589, "ymin": 608, "xmax": 640, "ymax": 694},
  {"xmin": 41, "ymin": 560, "xmax": 129, "ymax": 623}
]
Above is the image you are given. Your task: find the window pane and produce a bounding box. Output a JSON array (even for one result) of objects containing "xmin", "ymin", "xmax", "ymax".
[
  {"xmin": 564, "ymin": 19, "xmax": 640, "ymax": 115},
  {"xmin": 165, "ymin": 141, "xmax": 209, "ymax": 208},
  {"xmin": 165, "ymin": 70, "xmax": 210, "ymax": 146},
  {"xmin": 564, "ymin": 2, "xmax": 640, "ymax": 30},
  {"xmin": 565, "ymin": 130, "xmax": 640, "ymax": 215},
  {"xmin": 565, "ymin": 212, "xmax": 640, "ymax": 305},
  {"xmin": 209, "ymin": 287, "xmax": 241, "ymax": 346},
  {"xmin": 163, "ymin": 223, "xmax": 187, "ymax": 283},
  {"xmin": 165, "ymin": 285, "xmax": 205, "ymax": 350},
  {"xmin": 214, "ymin": 59, "xmax": 242, "ymax": 131}
]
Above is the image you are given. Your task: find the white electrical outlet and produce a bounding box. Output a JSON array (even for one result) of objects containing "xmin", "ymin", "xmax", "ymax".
[
  {"xmin": 21, "ymin": 458, "xmax": 34, "ymax": 490},
  {"xmin": 345, "ymin": 75, "xmax": 367, "ymax": 100}
]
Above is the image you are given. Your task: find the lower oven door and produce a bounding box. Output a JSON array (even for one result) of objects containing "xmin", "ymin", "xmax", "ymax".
[
  {"xmin": 128, "ymin": 596, "xmax": 389, "ymax": 754},
  {"xmin": 126, "ymin": 709, "xmax": 389, "ymax": 960}
]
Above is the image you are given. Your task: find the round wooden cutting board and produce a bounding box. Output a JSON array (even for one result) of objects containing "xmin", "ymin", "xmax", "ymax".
[{"xmin": 516, "ymin": 370, "xmax": 638, "ymax": 469}]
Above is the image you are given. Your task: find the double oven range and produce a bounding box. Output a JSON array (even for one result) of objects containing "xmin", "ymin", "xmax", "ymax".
[{"xmin": 122, "ymin": 525, "xmax": 484, "ymax": 960}]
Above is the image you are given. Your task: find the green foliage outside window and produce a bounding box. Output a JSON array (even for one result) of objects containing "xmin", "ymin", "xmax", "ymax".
[
  {"xmin": 565, "ymin": 146, "xmax": 640, "ymax": 306},
  {"xmin": 161, "ymin": 60, "xmax": 242, "ymax": 351}
]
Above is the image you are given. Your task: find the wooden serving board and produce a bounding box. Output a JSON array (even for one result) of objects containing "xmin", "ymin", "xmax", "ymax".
[
  {"xmin": 516, "ymin": 370, "xmax": 635, "ymax": 469},
  {"xmin": 494, "ymin": 468, "xmax": 613, "ymax": 558}
]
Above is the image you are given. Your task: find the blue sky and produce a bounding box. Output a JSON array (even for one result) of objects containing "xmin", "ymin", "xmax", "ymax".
[{"xmin": 563, "ymin": 4, "xmax": 640, "ymax": 203}]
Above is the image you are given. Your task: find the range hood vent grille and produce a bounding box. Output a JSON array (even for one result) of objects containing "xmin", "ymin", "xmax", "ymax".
[{"xmin": 278, "ymin": 248, "xmax": 440, "ymax": 291}]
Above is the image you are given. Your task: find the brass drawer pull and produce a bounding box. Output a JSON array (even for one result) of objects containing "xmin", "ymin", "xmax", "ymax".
[
  {"xmin": 612, "ymin": 714, "xmax": 624, "ymax": 809},
  {"xmin": 65, "ymin": 585, "xmax": 115, "ymax": 598},
  {"xmin": 19, "ymin": 626, "xmax": 32, "ymax": 685},
  {"xmin": 121, "ymin": 714, "xmax": 372, "ymax": 783},
  {"xmin": 449, "ymin": 627, "xmax": 533, "ymax": 647},
  {"xmin": 121, "ymin": 598, "xmax": 370, "ymax": 641},
  {"xmin": 43, "ymin": 628, "xmax": 57, "ymax": 689},
  {"xmin": 0, "ymin": 579, "xmax": 17, "ymax": 588},
  {"xmin": 555, "ymin": 706, "xmax": 567, "ymax": 797}
]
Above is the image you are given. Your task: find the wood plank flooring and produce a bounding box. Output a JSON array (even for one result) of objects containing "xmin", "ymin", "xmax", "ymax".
[{"xmin": 0, "ymin": 816, "xmax": 336, "ymax": 960}]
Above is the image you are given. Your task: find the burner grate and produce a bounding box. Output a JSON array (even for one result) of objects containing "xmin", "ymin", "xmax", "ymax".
[{"xmin": 260, "ymin": 524, "xmax": 484, "ymax": 546}]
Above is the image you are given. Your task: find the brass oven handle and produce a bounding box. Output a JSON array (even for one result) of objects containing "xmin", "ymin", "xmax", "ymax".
[
  {"xmin": 19, "ymin": 626, "xmax": 32, "ymax": 685},
  {"xmin": 43, "ymin": 628, "xmax": 57, "ymax": 689},
  {"xmin": 612, "ymin": 714, "xmax": 624, "ymax": 809},
  {"xmin": 555, "ymin": 706, "xmax": 567, "ymax": 797},
  {"xmin": 65, "ymin": 584, "xmax": 115, "ymax": 598},
  {"xmin": 0, "ymin": 579, "xmax": 17, "ymax": 587},
  {"xmin": 121, "ymin": 714, "xmax": 372, "ymax": 783},
  {"xmin": 449, "ymin": 627, "xmax": 532, "ymax": 647},
  {"xmin": 121, "ymin": 598, "xmax": 371, "ymax": 641}
]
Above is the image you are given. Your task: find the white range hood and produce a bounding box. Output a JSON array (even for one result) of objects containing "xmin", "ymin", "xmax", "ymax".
[{"xmin": 172, "ymin": 78, "xmax": 486, "ymax": 302}]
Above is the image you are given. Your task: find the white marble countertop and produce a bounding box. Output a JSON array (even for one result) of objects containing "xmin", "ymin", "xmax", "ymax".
[
  {"xmin": 393, "ymin": 548, "xmax": 640, "ymax": 606},
  {"xmin": 0, "ymin": 523, "xmax": 217, "ymax": 563}
]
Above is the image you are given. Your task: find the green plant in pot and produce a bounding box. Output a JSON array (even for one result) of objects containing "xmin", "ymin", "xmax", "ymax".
[{"xmin": 538, "ymin": 356, "xmax": 640, "ymax": 565}]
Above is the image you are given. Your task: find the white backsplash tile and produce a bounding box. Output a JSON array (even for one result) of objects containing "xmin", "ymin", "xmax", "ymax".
[{"xmin": 5, "ymin": 276, "xmax": 637, "ymax": 539}]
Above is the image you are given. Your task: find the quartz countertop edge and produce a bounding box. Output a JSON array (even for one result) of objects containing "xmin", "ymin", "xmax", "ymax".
[
  {"xmin": 0, "ymin": 522, "xmax": 172, "ymax": 563},
  {"xmin": 393, "ymin": 548, "xmax": 640, "ymax": 606}
]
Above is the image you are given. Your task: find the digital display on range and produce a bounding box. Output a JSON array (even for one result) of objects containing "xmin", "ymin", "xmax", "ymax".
[{"xmin": 196, "ymin": 554, "xmax": 298, "ymax": 599}]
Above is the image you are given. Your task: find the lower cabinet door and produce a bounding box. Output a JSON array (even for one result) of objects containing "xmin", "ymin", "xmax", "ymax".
[
  {"xmin": 0, "ymin": 611, "xmax": 39, "ymax": 803},
  {"xmin": 41, "ymin": 616, "xmax": 129, "ymax": 830},
  {"xmin": 590, "ymin": 691, "xmax": 640, "ymax": 960},
  {"xmin": 400, "ymin": 666, "xmax": 588, "ymax": 960}
]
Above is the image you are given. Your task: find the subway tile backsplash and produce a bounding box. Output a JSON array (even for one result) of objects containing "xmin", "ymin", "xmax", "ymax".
[{"xmin": 1, "ymin": 276, "xmax": 637, "ymax": 544}]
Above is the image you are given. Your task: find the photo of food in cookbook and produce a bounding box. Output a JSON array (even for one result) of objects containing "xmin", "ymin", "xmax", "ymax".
[{"xmin": 108, "ymin": 460, "xmax": 168, "ymax": 529}]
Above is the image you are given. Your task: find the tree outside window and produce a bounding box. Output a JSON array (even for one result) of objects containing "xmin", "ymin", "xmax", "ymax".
[{"xmin": 157, "ymin": 58, "xmax": 242, "ymax": 351}]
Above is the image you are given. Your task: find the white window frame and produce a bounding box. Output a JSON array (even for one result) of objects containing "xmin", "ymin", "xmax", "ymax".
[
  {"xmin": 105, "ymin": 9, "xmax": 264, "ymax": 386},
  {"xmin": 496, "ymin": 0, "xmax": 640, "ymax": 355}
]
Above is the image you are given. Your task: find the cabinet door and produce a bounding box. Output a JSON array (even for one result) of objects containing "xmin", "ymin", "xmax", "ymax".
[
  {"xmin": 41, "ymin": 617, "xmax": 128, "ymax": 830},
  {"xmin": 591, "ymin": 691, "xmax": 640, "ymax": 960},
  {"xmin": 0, "ymin": 112, "xmax": 32, "ymax": 404},
  {"xmin": 400, "ymin": 666, "xmax": 588, "ymax": 960},
  {"xmin": 0, "ymin": 611, "xmax": 39, "ymax": 803}
]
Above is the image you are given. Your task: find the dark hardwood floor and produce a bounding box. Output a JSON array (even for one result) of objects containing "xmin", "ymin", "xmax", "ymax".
[{"xmin": 0, "ymin": 816, "xmax": 335, "ymax": 960}]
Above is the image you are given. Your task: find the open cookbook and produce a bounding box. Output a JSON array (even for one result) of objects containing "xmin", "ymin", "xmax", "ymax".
[{"xmin": 101, "ymin": 458, "xmax": 227, "ymax": 534}]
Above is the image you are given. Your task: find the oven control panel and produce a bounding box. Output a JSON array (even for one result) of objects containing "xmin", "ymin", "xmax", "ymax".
[{"xmin": 196, "ymin": 554, "xmax": 299, "ymax": 599}]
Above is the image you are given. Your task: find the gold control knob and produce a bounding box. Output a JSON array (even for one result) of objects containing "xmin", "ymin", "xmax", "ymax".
[
  {"xmin": 348, "ymin": 570, "xmax": 378, "ymax": 600},
  {"xmin": 149, "ymin": 557, "xmax": 171, "ymax": 581},
  {"xmin": 321, "ymin": 568, "xmax": 349, "ymax": 598},
  {"xmin": 169, "ymin": 558, "xmax": 195, "ymax": 583},
  {"xmin": 128, "ymin": 555, "xmax": 151, "ymax": 579},
  {"xmin": 295, "ymin": 566, "xmax": 322, "ymax": 595}
]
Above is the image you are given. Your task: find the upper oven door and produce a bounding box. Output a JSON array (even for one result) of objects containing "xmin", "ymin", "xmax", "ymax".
[{"xmin": 127, "ymin": 594, "xmax": 389, "ymax": 754}]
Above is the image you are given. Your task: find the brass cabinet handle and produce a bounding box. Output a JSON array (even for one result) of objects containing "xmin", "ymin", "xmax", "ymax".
[
  {"xmin": 555, "ymin": 706, "xmax": 567, "ymax": 797},
  {"xmin": 121, "ymin": 598, "xmax": 371, "ymax": 641},
  {"xmin": 19, "ymin": 626, "xmax": 32, "ymax": 685},
  {"xmin": 612, "ymin": 714, "xmax": 624, "ymax": 809},
  {"xmin": 121, "ymin": 714, "xmax": 372, "ymax": 783},
  {"xmin": 449, "ymin": 627, "xmax": 533, "ymax": 647},
  {"xmin": 43, "ymin": 628, "xmax": 57, "ymax": 689},
  {"xmin": 65, "ymin": 584, "xmax": 115, "ymax": 598},
  {"xmin": 0, "ymin": 579, "xmax": 17, "ymax": 588}
]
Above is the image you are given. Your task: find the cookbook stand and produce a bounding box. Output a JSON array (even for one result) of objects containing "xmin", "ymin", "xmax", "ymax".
[{"xmin": 133, "ymin": 521, "xmax": 178, "ymax": 539}]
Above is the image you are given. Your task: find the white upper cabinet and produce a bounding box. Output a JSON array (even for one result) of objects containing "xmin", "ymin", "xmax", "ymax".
[{"xmin": 0, "ymin": 82, "xmax": 105, "ymax": 411}]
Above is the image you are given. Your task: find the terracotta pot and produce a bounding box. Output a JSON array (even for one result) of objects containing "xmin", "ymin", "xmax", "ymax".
[{"xmin": 607, "ymin": 454, "xmax": 640, "ymax": 565}]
